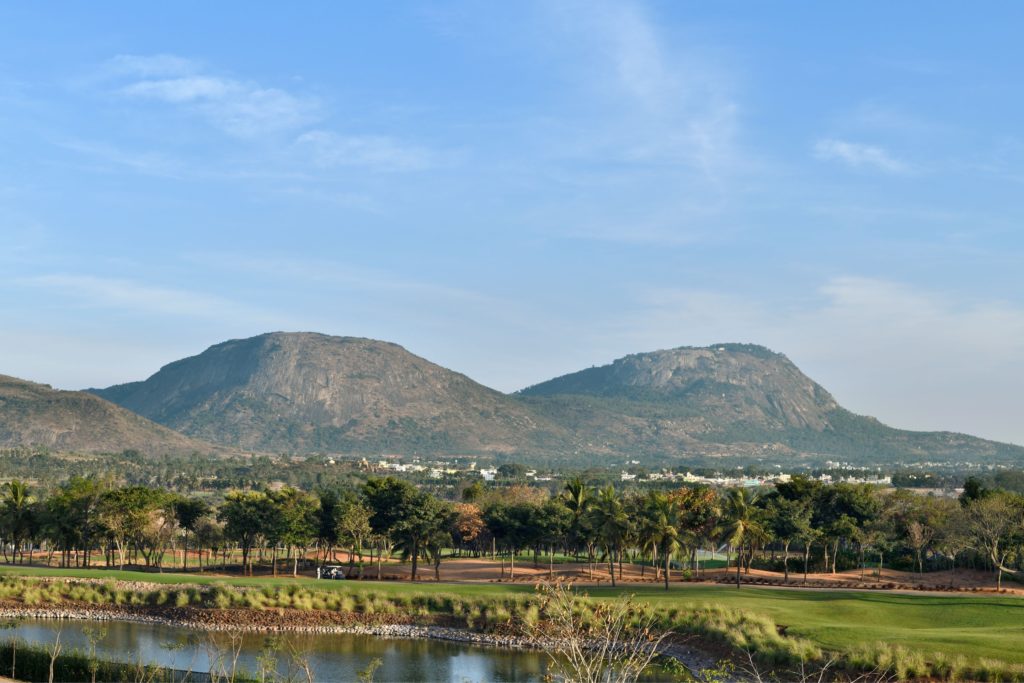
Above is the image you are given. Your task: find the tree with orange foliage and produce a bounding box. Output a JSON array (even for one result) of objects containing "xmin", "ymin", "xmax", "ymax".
[{"xmin": 452, "ymin": 503, "xmax": 485, "ymax": 556}]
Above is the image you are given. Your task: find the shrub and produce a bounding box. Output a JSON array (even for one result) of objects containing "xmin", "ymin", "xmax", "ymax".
[
  {"xmin": 0, "ymin": 639, "xmax": 240, "ymax": 683},
  {"xmin": 209, "ymin": 586, "xmax": 234, "ymax": 609},
  {"xmin": 243, "ymin": 592, "xmax": 265, "ymax": 610}
]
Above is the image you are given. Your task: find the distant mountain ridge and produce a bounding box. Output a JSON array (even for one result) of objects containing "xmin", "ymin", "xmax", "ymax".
[
  {"xmin": 0, "ymin": 374, "xmax": 214, "ymax": 455},
  {"xmin": 84, "ymin": 332, "xmax": 1024, "ymax": 465},
  {"xmin": 517, "ymin": 343, "xmax": 1022, "ymax": 463},
  {"xmin": 91, "ymin": 332, "xmax": 571, "ymax": 454},
  {"xmin": 518, "ymin": 343, "xmax": 840, "ymax": 430}
]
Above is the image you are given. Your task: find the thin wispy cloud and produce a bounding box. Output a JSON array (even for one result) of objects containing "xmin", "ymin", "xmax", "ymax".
[
  {"xmin": 105, "ymin": 54, "xmax": 320, "ymax": 137},
  {"xmin": 556, "ymin": 1, "xmax": 740, "ymax": 175},
  {"xmin": 94, "ymin": 54, "xmax": 439, "ymax": 171},
  {"xmin": 187, "ymin": 254, "xmax": 493, "ymax": 305},
  {"xmin": 600, "ymin": 2, "xmax": 673, "ymax": 111},
  {"xmin": 124, "ymin": 76, "xmax": 233, "ymax": 102},
  {"xmin": 57, "ymin": 139, "xmax": 184, "ymax": 178},
  {"xmin": 18, "ymin": 274, "xmax": 285, "ymax": 324},
  {"xmin": 295, "ymin": 130, "xmax": 432, "ymax": 172},
  {"xmin": 814, "ymin": 138, "xmax": 909, "ymax": 173},
  {"xmin": 106, "ymin": 53, "xmax": 198, "ymax": 78},
  {"xmin": 513, "ymin": 1, "xmax": 746, "ymax": 249}
]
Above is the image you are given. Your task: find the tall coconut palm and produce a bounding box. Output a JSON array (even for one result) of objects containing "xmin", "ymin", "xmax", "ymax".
[
  {"xmin": 648, "ymin": 493, "xmax": 683, "ymax": 591},
  {"xmin": 2, "ymin": 481, "xmax": 35, "ymax": 565},
  {"xmin": 636, "ymin": 493, "xmax": 662, "ymax": 579},
  {"xmin": 562, "ymin": 476, "xmax": 590, "ymax": 561},
  {"xmin": 587, "ymin": 486, "xmax": 628, "ymax": 587},
  {"xmin": 720, "ymin": 488, "xmax": 763, "ymax": 589}
]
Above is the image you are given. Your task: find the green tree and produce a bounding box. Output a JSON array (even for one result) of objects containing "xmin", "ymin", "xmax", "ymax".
[
  {"xmin": 960, "ymin": 491, "xmax": 1024, "ymax": 590},
  {"xmin": 562, "ymin": 476, "xmax": 591, "ymax": 561},
  {"xmin": 269, "ymin": 487, "xmax": 320, "ymax": 577},
  {"xmin": 337, "ymin": 500, "xmax": 372, "ymax": 576},
  {"xmin": 193, "ymin": 518, "xmax": 225, "ymax": 570},
  {"xmin": 99, "ymin": 486, "xmax": 171, "ymax": 570},
  {"xmin": 218, "ymin": 490, "xmax": 271, "ymax": 575},
  {"xmin": 497, "ymin": 463, "xmax": 528, "ymax": 479},
  {"xmin": 720, "ymin": 488, "xmax": 763, "ymax": 589},
  {"xmin": 671, "ymin": 487, "xmax": 720, "ymax": 576},
  {"xmin": 460, "ymin": 480, "xmax": 485, "ymax": 503},
  {"xmin": 483, "ymin": 502, "xmax": 539, "ymax": 580},
  {"xmin": 1, "ymin": 481, "xmax": 35, "ymax": 565},
  {"xmin": 43, "ymin": 477, "xmax": 105, "ymax": 568},
  {"xmin": 764, "ymin": 495, "xmax": 811, "ymax": 583},
  {"xmin": 363, "ymin": 477, "xmax": 419, "ymax": 538},
  {"xmin": 587, "ymin": 486, "xmax": 629, "ymax": 587},
  {"xmin": 314, "ymin": 489, "xmax": 343, "ymax": 565},
  {"xmin": 392, "ymin": 493, "xmax": 451, "ymax": 581},
  {"xmin": 539, "ymin": 498, "xmax": 572, "ymax": 578},
  {"xmin": 813, "ymin": 483, "xmax": 879, "ymax": 573},
  {"xmin": 173, "ymin": 498, "xmax": 210, "ymax": 571},
  {"xmin": 647, "ymin": 492, "xmax": 683, "ymax": 590}
]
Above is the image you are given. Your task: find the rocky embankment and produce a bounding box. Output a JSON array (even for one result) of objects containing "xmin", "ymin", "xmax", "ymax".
[
  {"xmin": 0, "ymin": 601, "xmax": 528, "ymax": 643},
  {"xmin": 0, "ymin": 584, "xmax": 720, "ymax": 676}
]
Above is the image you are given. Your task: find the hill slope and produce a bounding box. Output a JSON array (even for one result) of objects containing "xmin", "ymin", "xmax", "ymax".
[
  {"xmin": 0, "ymin": 374, "xmax": 213, "ymax": 455},
  {"xmin": 92, "ymin": 332, "xmax": 570, "ymax": 455},
  {"xmin": 518, "ymin": 343, "xmax": 1024, "ymax": 463},
  {"xmin": 90, "ymin": 334, "xmax": 1024, "ymax": 464}
]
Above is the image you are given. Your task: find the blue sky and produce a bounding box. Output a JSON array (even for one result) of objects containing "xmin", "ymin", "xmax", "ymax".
[{"xmin": 2, "ymin": 2, "xmax": 1024, "ymax": 443}]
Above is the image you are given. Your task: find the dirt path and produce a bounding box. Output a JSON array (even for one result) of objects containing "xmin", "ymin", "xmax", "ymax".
[
  {"xmin": 360, "ymin": 558, "xmax": 1022, "ymax": 596},
  {"xmin": 14, "ymin": 553, "xmax": 1020, "ymax": 596}
]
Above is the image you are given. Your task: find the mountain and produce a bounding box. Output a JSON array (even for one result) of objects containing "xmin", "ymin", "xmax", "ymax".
[
  {"xmin": 517, "ymin": 343, "xmax": 1024, "ymax": 464},
  {"xmin": 520, "ymin": 344, "xmax": 839, "ymax": 430},
  {"xmin": 91, "ymin": 332, "xmax": 571, "ymax": 455},
  {"xmin": 0, "ymin": 374, "xmax": 213, "ymax": 455},
  {"xmin": 90, "ymin": 334, "xmax": 1024, "ymax": 465}
]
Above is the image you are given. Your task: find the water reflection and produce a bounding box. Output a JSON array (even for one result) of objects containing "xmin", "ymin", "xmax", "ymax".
[{"xmin": 5, "ymin": 620, "xmax": 550, "ymax": 682}]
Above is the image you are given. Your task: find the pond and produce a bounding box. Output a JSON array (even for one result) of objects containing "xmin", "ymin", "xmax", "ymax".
[{"xmin": 3, "ymin": 619, "xmax": 551, "ymax": 682}]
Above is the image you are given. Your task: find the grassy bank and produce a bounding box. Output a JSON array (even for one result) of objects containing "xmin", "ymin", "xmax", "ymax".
[
  {"xmin": 0, "ymin": 638, "xmax": 243, "ymax": 683},
  {"xmin": 1, "ymin": 566, "xmax": 1022, "ymax": 679}
]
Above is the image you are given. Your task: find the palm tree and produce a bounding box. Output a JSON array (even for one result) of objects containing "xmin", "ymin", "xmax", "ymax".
[
  {"xmin": 562, "ymin": 476, "xmax": 590, "ymax": 561},
  {"xmin": 720, "ymin": 488, "xmax": 763, "ymax": 589},
  {"xmin": 636, "ymin": 494, "xmax": 662, "ymax": 579},
  {"xmin": 587, "ymin": 486, "xmax": 628, "ymax": 587},
  {"xmin": 648, "ymin": 493, "xmax": 682, "ymax": 591},
  {"xmin": 2, "ymin": 481, "xmax": 35, "ymax": 565}
]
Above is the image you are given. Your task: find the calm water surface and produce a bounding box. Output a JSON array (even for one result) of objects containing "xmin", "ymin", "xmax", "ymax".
[{"xmin": 5, "ymin": 619, "xmax": 551, "ymax": 682}]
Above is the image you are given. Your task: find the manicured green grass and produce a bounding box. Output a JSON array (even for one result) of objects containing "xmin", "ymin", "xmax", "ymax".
[
  {"xmin": 2, "ymin": 565, "xmax": 1022, "ymax": 667},
  {"xmin": 596, "ymin": 584, "xmax": 1024, "ymax": 665}
]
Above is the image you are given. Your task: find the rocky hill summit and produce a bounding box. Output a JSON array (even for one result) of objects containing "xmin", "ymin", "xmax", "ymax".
[
  {"xmin": 92, "ymin": 332, "xmax": 569, "ymax": 454},
  {"xmin": 519, "ymin": 343, "xmax": 840, "ymax": 431}
]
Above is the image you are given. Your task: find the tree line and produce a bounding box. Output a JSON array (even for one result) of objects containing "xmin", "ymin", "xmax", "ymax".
[{"xmin": 0, "ymin": 474, "xmax": 1021, "ymax": 588}]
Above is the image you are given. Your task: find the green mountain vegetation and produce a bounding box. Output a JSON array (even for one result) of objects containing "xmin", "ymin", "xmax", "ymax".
[
  {"xmin": 80, "ymin": 333, "xmax": 1024, "ymax": 465},
  {"xmin": 0, "ymin": 374, "xmax": 216, "ymax": 456}
]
